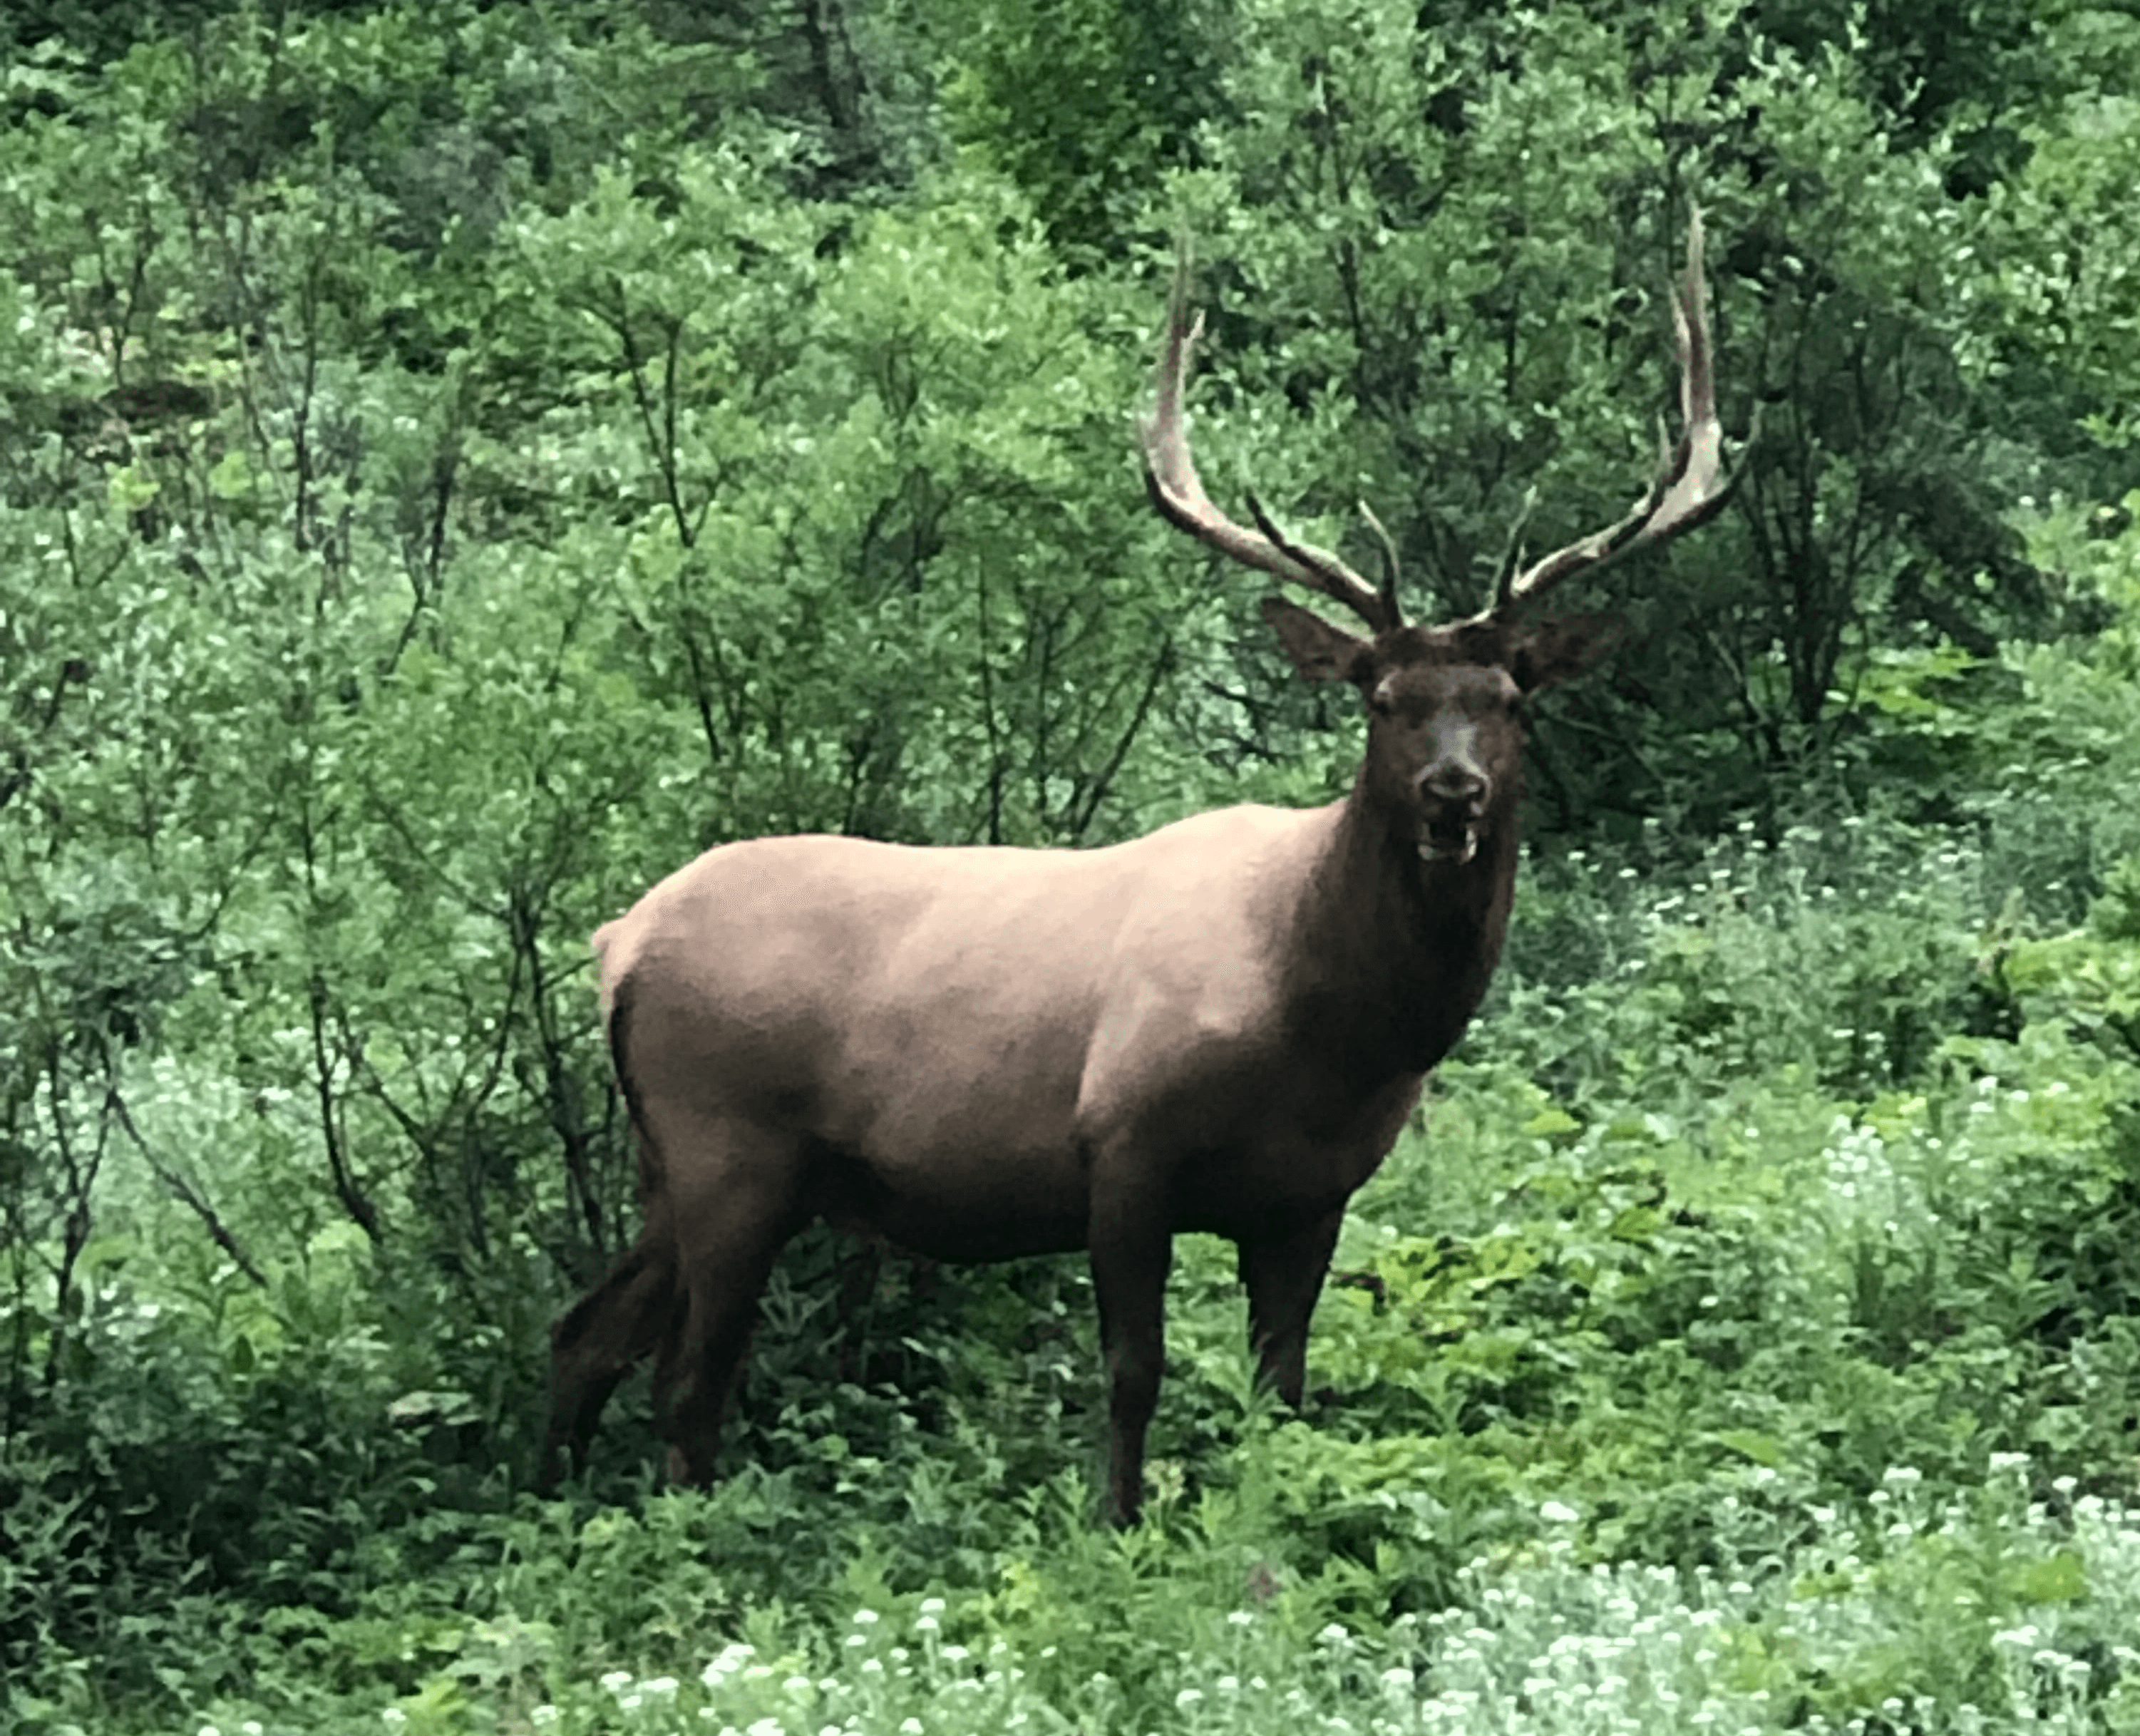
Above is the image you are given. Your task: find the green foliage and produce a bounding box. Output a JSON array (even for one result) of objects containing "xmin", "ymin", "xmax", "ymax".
[
  {"xmin": 1746, "ymin": 0, "xmax": 2067, "ymax": 161},
  {"xmin": 929, "ymin": 0, "xmax": 1223, "ymax": 255},
  {"xmin": 11, "ymin": 1, "xmax": 2140, "ymax": 1732},
  {"xmin": 1977, "ymin": 12, "xmax": 2140, "ymax": 462}
]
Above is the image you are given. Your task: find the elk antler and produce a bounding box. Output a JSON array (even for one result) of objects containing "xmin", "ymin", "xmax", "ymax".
[
  {"xmin": 1140, "ymin": 248, "xmax": 1403, "ymax": 634},
  {"xmin": 1482, "ymin": 212, "xmax": 1739, "ymax": 620}
]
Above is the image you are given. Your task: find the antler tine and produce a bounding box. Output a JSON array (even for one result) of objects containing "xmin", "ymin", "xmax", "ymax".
[
  {"xmin": 1486, "ymin": 211, "xmax": 1741, "ymax": 620},
  {"xmin": 1141, "ymin": 246, "xmax": 1399, "ymax": 633},
  {"xmin": 1244, "ymin": 492, "xmax": 1403, "ymax": 630},
  {"xmin": 1357, "ymin": 500, "xmax": 1403, "ymax": 628},
  {"xmin": 1488, "ymin": 486, "xmax": 1540, "ymax": 614}
]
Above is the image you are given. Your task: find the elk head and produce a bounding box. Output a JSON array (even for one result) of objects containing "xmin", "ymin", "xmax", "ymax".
[{"xmin": 1140, "ymin": 220, "xmax": 1737, "ymax": 862}]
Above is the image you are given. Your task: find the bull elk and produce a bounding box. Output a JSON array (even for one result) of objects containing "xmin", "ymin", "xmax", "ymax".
[{"xmin": 546, "ymin": 220, "xmax": 1738, "ymax": 1522}]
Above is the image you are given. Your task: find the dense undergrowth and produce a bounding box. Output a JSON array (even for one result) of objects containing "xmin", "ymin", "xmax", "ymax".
[
  {"xmin": 14, "ymin": 781, "xmax": 2140, "ymax": 1733},
  {"xmin": 11, "ymin": 1, "xmax": 2140, "ymax": 1731}
]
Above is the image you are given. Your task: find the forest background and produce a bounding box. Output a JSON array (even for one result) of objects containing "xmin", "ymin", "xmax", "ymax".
[{"xmin": 7, "ymin": 0, "xmax": 2140, "ymax": 1730}]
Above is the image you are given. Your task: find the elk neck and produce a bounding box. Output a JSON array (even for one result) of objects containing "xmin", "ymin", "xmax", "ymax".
[{"xmin": 1288, "ymin": 766, "xmax": 1522, "ymax": 1078}]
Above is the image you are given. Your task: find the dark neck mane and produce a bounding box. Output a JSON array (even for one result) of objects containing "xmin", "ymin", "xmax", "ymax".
[{"xmin": 1293, "ymin": 784, "xmax": 1523, "ymax": 1077}]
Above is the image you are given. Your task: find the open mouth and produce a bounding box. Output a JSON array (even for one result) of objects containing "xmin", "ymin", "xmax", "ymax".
[{"xmin": 1416, "ymin": 816, "xmax": 1479, "ymax": 866}]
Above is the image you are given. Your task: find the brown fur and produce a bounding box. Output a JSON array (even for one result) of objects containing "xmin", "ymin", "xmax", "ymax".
[{"xmin": 542, "ymin": 614, "xmax": 1619, "ymax": 1521}]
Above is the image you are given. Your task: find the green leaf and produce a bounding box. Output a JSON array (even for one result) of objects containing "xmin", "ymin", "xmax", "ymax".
[
  {"xmin": 206, "ymin": 447, "xmax": 254, "ymax": 500},
  {"xmin": 2008, "ymin": 1549, "xmax": 2088, "ymax": 1606},
  {"xmin": 1710, "ymin": 1429, "xmax": 1785, "ymax": 1468}
]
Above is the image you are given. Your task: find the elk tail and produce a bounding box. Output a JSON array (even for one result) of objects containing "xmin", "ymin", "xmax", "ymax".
[
  {"xmin": 592, "ymin": 917, "xmax": 625, "ymax": 1022},
  {"xmin": 601, "ymin": 965, "xmax": 669, "ymax": 1203}
]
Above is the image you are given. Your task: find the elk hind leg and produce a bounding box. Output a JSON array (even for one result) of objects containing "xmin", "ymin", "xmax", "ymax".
[
  {"xmin": 544, "ymin": 1240, "xmax": 677, "ymax": 1490},
  {"xmin": 1237, "ymin": 1203, "xmax": 1346, "ymax": 1409},
  {"xmin": 651, "ymin": 1132, "xmax": 809, "ymax": 1488}
]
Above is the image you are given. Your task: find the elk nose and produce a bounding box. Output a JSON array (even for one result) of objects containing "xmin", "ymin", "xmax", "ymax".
[{"xmin": 1421, "ymin": 764, "xmax": 1488, "ymax": 811}]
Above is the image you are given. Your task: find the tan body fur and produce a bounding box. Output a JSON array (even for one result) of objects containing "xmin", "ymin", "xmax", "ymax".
[
  {"xmin": 552, "ymin": 727, "xmax": 1529, "ymax": 1524},
  {"xmin": 599, "ymin": 803, "xmax": 1427, "ymax": 1260}
]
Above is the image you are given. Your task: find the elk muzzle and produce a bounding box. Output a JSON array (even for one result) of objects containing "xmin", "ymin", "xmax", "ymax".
[{"xmin": 1416, "ymin": 760, "xmax": 1488, "ymax": 865}]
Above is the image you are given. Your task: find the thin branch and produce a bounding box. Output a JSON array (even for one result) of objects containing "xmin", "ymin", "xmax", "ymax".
[
  {"xmin": 308, "ymin": 970, "xmax": 382, "ymax": 1244},
  {"xmin": 109, "ymin": 1089, "xmax": 267, "ymax": 1287},
  {"xmin": 1069, "ymin": 631, "xmax": 1176, "ymax": 841}
]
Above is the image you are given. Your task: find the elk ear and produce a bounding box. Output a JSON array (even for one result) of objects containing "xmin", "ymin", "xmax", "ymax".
[
  {"xmin": 1509, "ymin": 611, "xmax": 1628, "ymax": 694},
  {"xmin": 1261, "ymin": 594, "xmax": 1376, "ymax": 684}
]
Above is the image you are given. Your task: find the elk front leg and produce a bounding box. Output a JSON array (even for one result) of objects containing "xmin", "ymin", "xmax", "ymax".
[
  {"xmin": 1237, "ymin": 1203, "xmax": 1346, "ymax": 1407},
  {"xmin": 1088, "ymin": 1165, "xmax": 1175, "ymax": 1526}
]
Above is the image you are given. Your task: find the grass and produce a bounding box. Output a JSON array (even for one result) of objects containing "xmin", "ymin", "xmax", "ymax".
[
  {"xmin": 14, "ymin": 819, "xmax": 2140, "ymax": 1735},
  {"xmin": 188, "ymin": 1469, "xmax": 2139, "ymax": 1735}
]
